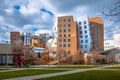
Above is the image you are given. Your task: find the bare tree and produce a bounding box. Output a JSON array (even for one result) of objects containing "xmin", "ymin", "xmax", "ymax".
[
  {"xmin": 101, "ymin": 0, "xmax": 120, "ymax": 23},
  {"xmin": 72, "ymin": 48, "xmax": 84, "ymax": 64},
  {"xmin": 57, "ymin": 49, "xmax": 72, "ymax": 65}
]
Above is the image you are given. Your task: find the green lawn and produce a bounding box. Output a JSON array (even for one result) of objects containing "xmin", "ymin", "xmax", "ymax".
[
  {"xmin": 0, "ymin": 69, "xmax": 67, "ymax": 79},
  {"xmin": 49, "ymin": 65, "xmax": 101, "ymax": 69},
  {"xmin": 106, "ymin": 65, "xmax": 120, "ymax": 69},
  {"xmin": 36, "ymin": 70, "xmax": 120, "ymax": 80}
]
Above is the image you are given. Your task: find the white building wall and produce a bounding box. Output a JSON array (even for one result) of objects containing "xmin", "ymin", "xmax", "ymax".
[
  {"xmin": 23, "ymin": 32, "xmax": 31, "ymax": 45},
  {"xmin": 77, "ymin": 15, "xmax": 91, "ymax": 53},
  {"xmin": 104, "ymin": 40, "xmax": 114, "ymax": 50},
  {"xmin": 114, "ymin": 34, "xmax": 120, "ymax": 49}
]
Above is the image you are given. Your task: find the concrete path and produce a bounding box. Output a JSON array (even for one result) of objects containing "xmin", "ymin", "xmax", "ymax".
[{"xmin": 4, "ymin": 67, "xmax": 104, "ymax": 80}]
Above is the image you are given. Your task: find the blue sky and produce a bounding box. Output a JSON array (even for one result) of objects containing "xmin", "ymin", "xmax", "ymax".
[{"xmin": 0, "ymin": 0, "xmax": 119, "ymax": 42}]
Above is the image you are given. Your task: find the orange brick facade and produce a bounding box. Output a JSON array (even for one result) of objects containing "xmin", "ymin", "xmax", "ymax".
[
  {"xmin": 57, "ymin": 16, "xmax": 79, "ymax": 55},
  {"xmin": 89, "ymin": 17, "xmax": 104, "ymax": 51}
]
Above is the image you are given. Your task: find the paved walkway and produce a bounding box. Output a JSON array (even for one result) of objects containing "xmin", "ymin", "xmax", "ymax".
[{"xmin": 5, "ymin": 67, "xmax": 104, "ymax": 80}]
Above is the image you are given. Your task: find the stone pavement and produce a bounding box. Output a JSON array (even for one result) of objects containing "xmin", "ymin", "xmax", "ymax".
[{"xmin": 4, "ymin": 67, "xmax": 104, "ymax": 80}]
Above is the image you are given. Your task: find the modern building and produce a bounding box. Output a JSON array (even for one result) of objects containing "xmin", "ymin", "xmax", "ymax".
[
  {"xmin": 39, "ymin": 33, "xmax": 49, "ymax": 43},
  {"xmin": 30, "ymin": 35, "xmax": 45, "ymax": 48},
  {"xmin": 89, "ymin": 17, "xmax": 104, "ymax": 51},
  {"xmin": 22, "ymin": 32, "xmax": 31, "ymax": 46},
  {"xmin": 114, "ymin": 33, "xmax": 120, "ymax": 49},
  {"xmin": 77, "ymin": 15, "xmax": 91, "ymax": 53},
  {"xmin": 10, "ymin": 32, "xmax": 21, "ymax": 44},
  {"xmin": 104, "ymin": 40, "xmax": 114, "ymax": 50},
  {"xmin": 57, "ymin": 16, "xmax": 79, "ymax": 55},
  {"xmin": 0, "ymin": 44, "xmax": 13, "ymax": 65}
]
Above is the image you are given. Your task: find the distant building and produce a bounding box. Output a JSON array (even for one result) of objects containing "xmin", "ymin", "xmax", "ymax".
[
  {"xmin": 22, "ymin": 32, "xmax": 31, "ymax": 46},
  {"xmin": 10, "ymin": 32, "xmax": 21, "ymax": 44},
  {"xmin": 114, "ymin": 34, "xmax": 120, "ymax": 49},
  {"xmin": 57, "ymin": 16, "xmax": 79, "ymax": 55},
  {"xmin": 89, "ymin": 17, "xmax": 104, "ymax": 51},
  {"xmin": 77, "ymin": 15, "xmax": 91, "ymax": 53},
  {"xmin": 0, "ymin": 44, "xmax": 13, "ymax": 65},
  {"xmin": 104, "ymin": 40, "xmax": 114, "ymax": 50}
]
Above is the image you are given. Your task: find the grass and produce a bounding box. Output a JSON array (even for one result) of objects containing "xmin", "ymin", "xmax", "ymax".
[
  {"xmin": 106, "ymin": 65, "xmax": 120, "ymax": 69},
  {"xmin": 36, "ymin": 70, "xmax": 120, "ymax": 80},
  {"xmin": 0, "ymin": 69, "xmax": 9, "ymax": 70},
  {"xmin": 0, "ymin": 69, "xmax": 67, "ymax": 79},
  {"xmin": 49, "ymin": 65, "xmax": 101, "ymax": 69}
]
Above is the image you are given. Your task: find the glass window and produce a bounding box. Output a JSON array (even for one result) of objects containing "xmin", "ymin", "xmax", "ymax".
[
  {"xmin": 84, "ymin": 21, "xmax": 86, "ymax": 24},
  {"xmin": 64, "ymin": 39, "xmax": 66, "ymax": 42},
  {"xmin": 59, "ymin": 19, "xmax": 62, "ymax": 23},
  {"xmin": 68, "ymin": 29, "xmax": 71, "ymax": 32},
  {"xmin": 64, "ymin": 34, "xmax": 66, "ymax": 37},
  {"xmin": 84, "ymin": 30, "xmax": 87, "ymax": 33},
  {"xmin": 60, "ymin": 29, "xmax": 62, "ymax": 32},
  {"xmin": 79, "ymin": 22, "xmax": 81, "ymax": 25},
  {"xmin": 81, "ymin": 45, "xmax": 83, "ymax": 48},
  {"xmin": 64, "ymin": 44, "xmax": 66, "ymax": 47},
  {"xmin": 84, "ymin": 26, "xmax": 87, "ymax": 29},
  {"xmin": 80, "ymin": 36, "xmax": 83, "ymax": 38},
  {"xmin": 64, "ymin": 19, "xmax": 66, "ymax": 22},
  {"xmin": 81, "ymin": 40, "xmax": 83, "ymax": 43},
  {"xmin": 68, "ymin": 39, "xmax": 71, "ymax": 42},
  {"xmin": 60, "ymin": 24, "xmax": 62, "ymax": 28},
  {"xmin": 80, "ymin": 31, "xmax": 82, "ymax": 34},
  {"xmin": 68, "ymin": 44, "xmax": 70, "ymax": 47},
  {"xmin": 92, "ymin": 24, "xmax": 94, "ymax": 27},
  {"xmin": 96, "ymin": 45, "xmax": 99, "ymax": 49},
  {"xmin": 85, "ymin": 45, "xmax": 87, "ymax": 48},
  {"xmin": 85, "ymin": 40, "xmax": 88, "ymax": 43},
  {"xmin": 64, "ymin": 29, "xmax": 66, "ymax": 32},
  {"xmin": 68, "ymin": 24, "xmax": 71, "ymax": 27},
  {"xmin": 85, "ymin": 35, "xmax": 88, "ymax": 38},
  {"xmin": 64, "ymin": 24, "xmax": 66, "ymax": 27},
  {"xmin": 59, "ymin": 39, "xmax": 62, "ymax": 42},
  {"xmin": 68, "ymin": 19, "xmax": 71, "ymax": 22},
  {"xmin": 60, "ymin": 34, "xmax": 62, "ymax": 37},
  {"xmin": 59, "ymin": 44, "xmax": 62, "ymax": 47},
  {"xmin": 96, "ymin": 23, "xmax": 98, "ymax": 27},
  {"xmin": 68, "ymin": 34, "xmax": 71, "ymax": 37}
]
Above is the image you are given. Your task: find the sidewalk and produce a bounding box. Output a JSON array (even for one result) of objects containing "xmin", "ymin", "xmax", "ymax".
[{"xmin": 5, "ymin": 67, "xmax": 104, "ymax": 80}]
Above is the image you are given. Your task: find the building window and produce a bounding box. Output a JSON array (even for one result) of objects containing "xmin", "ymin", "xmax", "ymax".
[
  {"xmin": 60, "ymin": 29, "xmax": 62, "ymax": 33},
  {"xmin": 81, "ymin": 45, "xmax": 83, "ymax": 48},
  {"xmin": 59, "ymin": 19, "xmax": 62, "ymax": 23},
  {"xmin": 64, "ymin": 39, "xmax": 66, "ymax": 42},
  {"xmin": 64, "ymin": 29, "xmax": 66, "ymax": 32},
  {"xmin": 80, "ymin": 31, "xmax": 82, "ymax": 34},
  {"xmin": 81, "ymin": 40, "xmax": 83, "ymax": 43},
  {"xmin": 96, "ymin": 23, "xmax": 98, "ymax": 27},
  {"xmin": 84, "ymin": 26, "xmax": 87, "ymax": 29},
  {"xmin": 68, "ymin": 39, "xmax": 71, "ymax": 42},
  {"xmin": 60, "ymin": 24, "xmax": 62, "ymax": 28},
  {"xmin": 79, "ymin": 26, "xmax": 81, "ymax": 30},
  {"xmin": 84, "ymin": 30, "xmax": 87, "ymax": 33},
  {"xmin": 79, "ymin": 22, "xmax": 81, "ymax": 25},
  {"xmin": 96, "ymin": 45, "xmax": 99, "ymax": 49},
  {"xmin": 85, "ymin": 45, "xmax": 87, "ymax": 48},
  {"xmin": 68, "ymin": 34, "xmax": 71, "ymax": 37},
  {"xmin": 64, "ymin": 19, "xmax": 66, "ymax": 22},
  {"xmin": 64, "ymin": 24, "xmax": 66, "ymax": 27},
  {"xmin": 85, "ymin": 35, "xmax": 88, "ymax": 38},
  {"xmin": 68, "ymin": 29, "xmax": 71, "ymax": 32},
  {"xmin": 96, "ymin": 41, "xmax": 99, "ymax": 44},
  {"xmin": 59, "ymin": 39, "xmax": 62, "ymax": 42},
  {"xmin": 80, "ymin": 36, "xmax": 83, "ymax": 38},
  {"xmin": 92, "ymin": 24, "xmax": 94, "ymax": 27},
  {"xmin": 60, "ymin": 34, "xmax": 62, "ymax": 37},
  {"xmin": 68, "ymin": 44, "xmax": 70, "ymax": 47},
  {"xmin": 68, "ymin": 19, "xmax": 71, "ymax": 22},
  {"xmin": 64, "ymin": 44, "xmax": 66, "ymax": 47},
  {"xmin": 96, "ymin": 26, "xmax": 98, "ymax": 31},
  {"xmin": 85, "ymin": 40, "xmax": 88, "ymax": 43},
  {"xmin": 84, "ymin": 21, "xmax": 86, "ymax": 24},
  {"xmin": 68, "ymin": 24, "xmax": 71, "ymax": 27},
  {"xmin": 59, "ymin": 44, "xmax": 62, "ymax": 47},
  {"xmin": 64, "ymin": 34, "xmax": 66, "ymax": 37}
]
